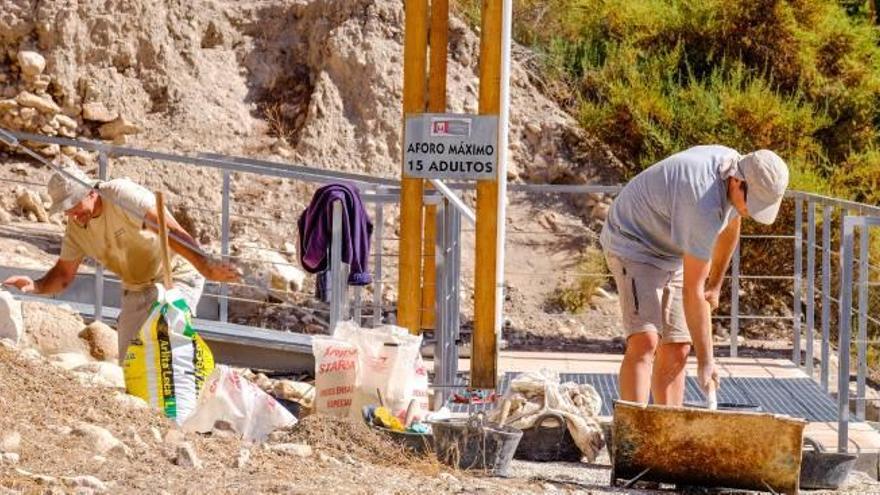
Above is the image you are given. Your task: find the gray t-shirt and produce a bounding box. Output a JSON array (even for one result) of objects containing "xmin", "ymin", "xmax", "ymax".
[{"xmin": 600, "ymin": 145, "xmax": 740, "ymax": 271}]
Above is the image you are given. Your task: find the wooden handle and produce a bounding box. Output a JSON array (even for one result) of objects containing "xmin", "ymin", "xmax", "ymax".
[{"xmin": 155, "ymin": 192, "xmax": 173, "ymax": 289}]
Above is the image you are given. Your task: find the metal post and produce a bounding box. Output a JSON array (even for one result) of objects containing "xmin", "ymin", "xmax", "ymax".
[
  {"xmin": 433, "ymin": 200, "xmax": 448, "ymax": 410},
  {"xmin": 372, "ymin": 190, "xmax": 384, "ymax": 327},
  {"xmin": 219, "ymin": 170, "xmax": 230, "ymax": 323},
  {"xmin": 793, "ymin": 197, "xmax": 803, "ymax": 366},
  {"xmin": 821, "ymin": 204, "xmax": 832, "ymax": 391},
  {"xmin": 857, "ymin": 216, "xmax": 869, "ymax": 421},
  {"xmin": 838, "ymin": 216, "xmax": 856, "ymax": 453},
  {"xmin": 94, "ymin": 151, "xmax": 108, "ymax": 322},
  {"xmin": 806, "ymin": 200, "xmax": 816, "ymax": 378},
  {"xmin": 730, "ymin": 241, "xmax": 741, "ymax": 358},
  {"xmin": 329, "ymin": 200, "xmax": 344, "ymax": 331},
  {"xmin": 451, "ymin": 206, "xmax": 461, "ymax": 377},
  {"xmin": 353, "ymin": 287, "xmax": 363, "ymax": 326}
]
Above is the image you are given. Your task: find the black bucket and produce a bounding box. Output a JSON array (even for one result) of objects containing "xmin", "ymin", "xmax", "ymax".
[
  {"xmin": 514, "ymin": 412, "xmax": 582, "ymax": 462},
  {"xmin": 431, "ymin": 418, "xmax": 523, "ymax": 477},
  {"xmin": 800, "ymin": 437, "xmax": 858, "ymax": 490}
]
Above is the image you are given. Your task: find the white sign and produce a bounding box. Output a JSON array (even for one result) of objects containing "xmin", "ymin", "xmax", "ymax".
[{"xmin": 403, "ymin": 113, "xmax": 499, "ymax": 180}]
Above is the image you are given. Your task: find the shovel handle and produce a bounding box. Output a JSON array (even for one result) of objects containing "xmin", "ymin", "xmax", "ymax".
[
  {"xmin": 155, "ymin": 192, "xmax": 173, "ymax": 289},
  {"xmin": 706, "ymin": 383, "xmax": 718, "ymax": 410}
]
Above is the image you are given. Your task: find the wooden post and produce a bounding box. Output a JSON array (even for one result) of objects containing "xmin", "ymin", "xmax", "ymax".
[
  {"xmin": 420, "ymin": 0, "xmax": 450, "ymax": 332},
  {"xmin": 398, "ymin": 0, "xmax": 430, "ymax": 334},
  {"xmin": 471, "ymin": 0, "xmax": 503, "ymax": 389},
  {"xmin": 155, "ymin": 192, "xmax": 173, "ymax": 289}
]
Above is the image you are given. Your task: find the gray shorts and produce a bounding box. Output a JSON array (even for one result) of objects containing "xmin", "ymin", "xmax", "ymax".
[
  {"xmin": 605, "ymin": 253, "xmax": 691, "ymax": 344},
  {"xmin": 116, "ymin": 276, "xmax": 205, "ymax": 364}
]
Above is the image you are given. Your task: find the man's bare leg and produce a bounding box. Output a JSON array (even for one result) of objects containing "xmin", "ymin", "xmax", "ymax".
[
  {"xmin": 651, "ymin": 342, "xmax": 691, "ymax": 405},
  {"xmin": 619, "ymin": 331, "xmax": 660, "ymax": 403}
]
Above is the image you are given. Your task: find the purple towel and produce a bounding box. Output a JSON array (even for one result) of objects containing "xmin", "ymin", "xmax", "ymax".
[{"xmin": 298, "ymin": 182, "xmax": 373, "ymax": 285}]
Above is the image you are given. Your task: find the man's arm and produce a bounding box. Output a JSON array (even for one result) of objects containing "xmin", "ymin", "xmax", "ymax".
[
  {"xmin": 683, "ymin": 253, "xmax": 718, "ymax": 391},
  {"xmin": 144, "ymin": 207, "xmax": 238, "ymax": 283},
  {"xmin": 3, "ymin": 258, "xmax": 82, "ymax": 295},
  {"xmin": 705, "ymin": 216, "xmax": 741, "ymax": 308}
]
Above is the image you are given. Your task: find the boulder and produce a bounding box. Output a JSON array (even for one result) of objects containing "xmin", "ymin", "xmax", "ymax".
[
  {"xmin": 0, "ymin": 291, "xmax": 23, "ymax": 344},
  {"xmin": 15, "ymin": 91, "xmax": 60, "ymax": 114},
  {"xmin": 21, "ymin": 301, "xmax": 89, "ymax": 356},
  {"xmin": 72, "ymin": 423, "xmax": 127, "ymax": 456},
  {"xmin": 16, "ymin": 51, "xmax": 46, "ymax": 77},
  {"xmin": 98, "ymin": 116, "xmax": 139, "ymax": 140},
  {"xmin": 78, "ymin": 321, "xmax": 118, "ymax": 362},
  {"xmin": 16, "ymin": 190, "xmax": 49, "ymax": 223},
  {"xmin": 73, "ymin": 362, "xmax": 125, "ymax": 389},
  {"xmin": 82, "ymin": 102, "xmax": 116, "ymax": 123}
]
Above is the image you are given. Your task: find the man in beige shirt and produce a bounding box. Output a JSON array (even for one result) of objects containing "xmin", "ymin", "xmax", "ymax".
[{"xmin": 3, "ymin": 166, "xmax": 238, "ymax": 362}]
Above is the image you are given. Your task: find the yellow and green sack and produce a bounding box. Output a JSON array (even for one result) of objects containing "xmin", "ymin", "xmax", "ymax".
[{"xmin": 124, "ymin": 285, "xmax": 214, "ymax": 424}]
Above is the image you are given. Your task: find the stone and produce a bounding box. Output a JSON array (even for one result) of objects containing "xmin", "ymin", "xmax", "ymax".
[
  {"xmin": 49, "ymin": 352, "xmax": 91, "ymax": 371},
  {"xmin": 73, "ymin": 361, "xmax": 125, "ymax": 388},
  {"xmin": 234, "ymin": 244, "xmax": 307, "ymax": 301},
  {"xmin": 273, "ymin": 380, "xmax": 315, "ymax": 408},
  {"xmin": 0, "ymin": 291, "xmax": 23, "ymax": 344},
  {"xmin": 281, "ymin": 242, "xmax": 297, "ymax": 256},
  {"xmin": 0, "ymin": 209, "xmax": 10, "ymax": 225},
  {"xmin": 235, "ymin": 448, "xmax": 250, "ymax": 468},
  {"xmin": 78, "ymin": 321, "xmax": 119, "ymax": 362},
  {"xmin": 150, "ymin": 427, "xmax": 162, "ymax": 443},
  {"xmin": 591, "ymin": 203, "xmax": 610, "ymax": 221},
  {"xmin": 39, "ymin": 143, "xmax": 60, "ymax": 156},
  {"xmin": 98, "ymin": 116, "xmax": 139, "ymax": 140},
  {"xmin": 0, "ymin": 431, "xmax": 21, "ymax": 454},
  {"xmin": 82, "ymin": 102, "xmax": 116, "ymax": 123},
  {"xmin": 53, "ymin": 114, "xmax": 77, "ymax": 130},
  {"xmin": 0, "ymin": 453, "xmax": 19, "ymax": 465},
  {"xmin": 164, "ymin": 429, "xmax": 185, "ymax": 446},
  {"xmin": 0, "ymin": 99, "xmax": 17, "ymax": 111},
  {"xmin": 16, "ymin": 91, "xmax": 60, "ymax": 114},
  {"xmin": 22, "ymin": 301, "xmax": 89, "ymax": 356},
  {"xmin": 16, "ymin": 190, "xmax": 49, "ymax": 222},
  {"xmin": 72, "ymin": 423, "xmax": 127, "ymax": 456},
  {"xmin": 62, "ymin": 475, "xmax": 107, "ymax": 493},
  {"xmin": 113, "ymin": 392, "xmax": 148, "ymax": 410},
  {"xmin": 317, "ymin": 451, "xmax": 342, "ymax": 466},
  {"xmin": 265, "ymin": 443, "xmax": 312, "ymax": 458},
  {"xmin": 175, "ymin": 442, "xmax": 202, "ymax": 469},
  {"xmin": 16, "ymin": 51, "xmax": 46, "ymax": 77}
]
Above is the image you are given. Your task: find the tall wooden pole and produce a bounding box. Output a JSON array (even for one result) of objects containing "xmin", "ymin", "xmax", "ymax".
[
  {"xmin": 398, "ymin": 0, "xmax": 430, "ymax": 334},
  {"xmin": 472, "ymin": 0, "xmax": 503, "ymax": 389},
  {"xmin": 155, "ymin": 192, "xmax": 173, "ymax": 289},
  {"xmin": 420, "ymin": 0, "xmax": 449, "ymax": 332}
]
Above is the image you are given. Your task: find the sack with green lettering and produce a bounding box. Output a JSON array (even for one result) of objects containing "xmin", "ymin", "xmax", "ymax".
[{"xmin": 123, "ymin": 285, "xmax": 214, "ymax": 424}]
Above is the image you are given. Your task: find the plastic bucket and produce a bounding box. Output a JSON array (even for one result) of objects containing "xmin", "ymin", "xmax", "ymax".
[{"xmin": 431, "ymin": 418, "xmax": 523, "ymax": 477}]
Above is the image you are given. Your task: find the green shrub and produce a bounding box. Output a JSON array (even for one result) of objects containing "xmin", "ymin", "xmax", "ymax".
[{"xmin": 548, "ymin": 246, "xmax": 609, "ymax": 313}]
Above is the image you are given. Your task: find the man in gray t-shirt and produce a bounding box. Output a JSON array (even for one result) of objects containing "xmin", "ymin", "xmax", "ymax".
[{"xmin": 600, "ymin": 145, "xmax": 789, "ymax": 406}]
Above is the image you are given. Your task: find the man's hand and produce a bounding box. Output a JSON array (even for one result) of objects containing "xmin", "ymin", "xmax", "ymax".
[
  {"xmin": 704, "ymin": 285, "xmax": 721, "ymax": 310},
  {"xmin": 697, "ymin": 359, "xmax": 720, "ymax": 395},
  {"xmin": 200, "ymin": 260, "xmax": 240, "ymax": 283},
  {"xmin": 3, "ymin": 275, "xmax": 35, "ymax": 293}
]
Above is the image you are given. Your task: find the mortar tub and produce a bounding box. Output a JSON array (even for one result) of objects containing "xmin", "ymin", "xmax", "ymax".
[{"xmin": 431, "ymin": 418, "xmax": 523, "ymax": 476}]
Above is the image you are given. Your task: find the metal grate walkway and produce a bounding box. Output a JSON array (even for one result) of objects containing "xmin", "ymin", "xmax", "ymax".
[{"xmin": 451, "ymin": 372, "xmax": 842, "ymax": 422}]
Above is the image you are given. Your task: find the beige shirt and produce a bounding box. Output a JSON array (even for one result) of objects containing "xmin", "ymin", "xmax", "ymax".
[{"xmin": 60, "ymin": 179, "xmax": 196, "ymax": 290}]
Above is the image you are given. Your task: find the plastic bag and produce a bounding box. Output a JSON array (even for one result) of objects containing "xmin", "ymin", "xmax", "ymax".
[
  {"xmin": 182, "ymin": 365, "xmax": 297, "ymax": 443},
  {"xmin": 312, "ymin": 336, "xmax": 358, "ymax": 417},
  {"xmin": 124, "ymin": 285, "xmax": 214, "ymax": 424}
]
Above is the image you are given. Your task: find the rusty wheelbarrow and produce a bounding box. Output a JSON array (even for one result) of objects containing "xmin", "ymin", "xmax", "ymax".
[{"xmin": 611, "ymin": 400, "xmax": 806, "ymax": 494}]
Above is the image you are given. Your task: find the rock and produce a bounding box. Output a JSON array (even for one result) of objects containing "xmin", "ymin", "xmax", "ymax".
[
  {"xmin": 317, "ymin": 451, "xmax": 342, "ymax": 466},
  {"xmin": 73, "ymin": 361, "xmax": 125, "ymax": 388},
  {"xmin": 0, "ymin": 99, "xmax": 16, "ymax": 111},
  {"xmin": 15, "ymin": 91, "xmax": 60, "ymax": 114},
  {"xmin": 62, "ymin": 475, "xmax": 107, "ymax": 492},
  {"xmin": 72, "ymin": 423, "xmax": 127, "ymax": 456},
  {"xmin": 14, "ymin": 467, "xmax": 56, "ymax": 485},
  {"xmin": 235, "ymin": 448, "xmax": 250, "ymax": 468},
  {"xmin": 175, "ymin": 442, "xmax": 202, "ymax": 469},
  {"xmin": 273, "ymin": 380, "xmax": 315, "ymax": 408},
  {"xmin": 0, "ymin": 453, "xmax": 19, "ymax": 465},
  {"xmin": 82, "ymin": 102, "xmax": 116, "ymax": 123},
  {"xmin": 49, "ymin": 352, "xmax": 91, "ymax": 371},
  {"xmin": 0, "ymin": 432, "xmax": 21, "ymax": 454},
  {"xmin": 47, "ymin": 425, "xmax": 72, "ymax": 436},
  {"xmin": 164, "ymin": 429, "xmax": 185, "ymax": 447},
  {"xmin": 150, "ymin": 427, "xmax": 162, "ymax": 443},
  {"xmin": 234, "ymin": 244, "xmax": 307, "ymax": 301},
  {"xmin": 0, "ymin": 291, "xmax": 23, "ymax": 344},
  {"xmin": 591, "ymin": 202, "xmax": 610, "ymax": 221},
  {"xmin": 39, "ymin": 143, "xmax": 60, "ymax": 156},
  {"xmin": 20, "ymin": 348, "xmax": 42, "ymax": 362},
  {"xmin": 17, "ymin": 51, "xmax": 46, "ymax": 77},
  {"xmin": 0, "ymin": 209, "xmax": 10, "ymax": 225},
  {"xmin": 113, "ymin": 392, "xmax": 148, "ymax": 410},
  {"xmin": 98, "ymin": 116, "xmax": 139, "ymax": 140},
  {"xmin": 92, "ymin": 455, "xmax": 107, "ymax": 464},
  {"xmin": 53, "ymin": 114, "xmax": 77, "ymax": 130},
  {"xmin": 124, "ymin": 427, "xmax": 148, "ymax": 450},
  {"xmin": 16, "ymin": 190, "xmax": 49, "ymax": 223},
  {"xmin": 21, "ymin": 301, "xmax": 89, "ymax": 356},
  {"xmin": 281, "ymin": 242, "xmax": 297, "ymax": 256},
  {"xmin": 78, "ymin": 321, "xmax": 118, "ymax": 362},
  {"xmin": 266, "ymin": 443, "xmax": 312, "ymax": 458}
]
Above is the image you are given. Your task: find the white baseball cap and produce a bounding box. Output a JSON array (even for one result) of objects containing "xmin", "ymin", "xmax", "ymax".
[
  {"xmin": 47, "ymin": 166, "xmax": 98, "ymax": 214},
  {"xmin": 738, "ymin": 150, "xmax": 789, "ymax": 225}
]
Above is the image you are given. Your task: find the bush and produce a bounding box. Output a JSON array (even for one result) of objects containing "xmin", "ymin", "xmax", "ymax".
[{"xmin": 548, "ymin": 246, "xmax": 609, "ymax": 313}]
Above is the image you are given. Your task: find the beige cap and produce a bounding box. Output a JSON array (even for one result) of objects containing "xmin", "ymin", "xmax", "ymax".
[
  {"xmin": 48, "ymin": 166, "xmax": 97, "ymax": 214},
  {"xmin": 738, "ymin": 150, "xmax": 789, "ymax": 225}
]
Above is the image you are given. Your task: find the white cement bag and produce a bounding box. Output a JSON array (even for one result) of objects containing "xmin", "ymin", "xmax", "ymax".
[
  {"xmin": 182, "ymin": 365, "xmax": 296, "ymax": 443},
  {"xmin": 312, "ymin": 336, "xmax": 358, "ymax": 417},
  {"xmin": 347, "ymin": 325, "xmax": 422, "ymax": 419}
]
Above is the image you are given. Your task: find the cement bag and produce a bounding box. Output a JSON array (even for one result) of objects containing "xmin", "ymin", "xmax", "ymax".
[
  {"xmin": 182, "ymin": 365, "xmax": 297, "ymax": 443},
  {"xmin": 312, "ymin": 336, "xmax": 358, "ymax": 417},
  {"xmin": 411, "ymin": 353, "xmax": 430, "ymax": 415},
  {"xmin": 123, "ymin": 285, "xmax": 214, "ymax": 424},
  {"xmin": 349, "ymin": 325, "xmax": 422, "ymax": 419}
]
